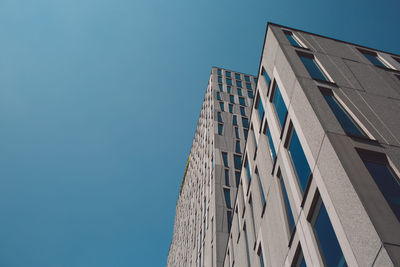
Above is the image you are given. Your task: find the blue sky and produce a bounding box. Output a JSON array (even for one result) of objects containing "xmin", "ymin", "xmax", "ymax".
[{"xmin": 0, "ymin": 0, "xmax": 399, "ymax": 266}]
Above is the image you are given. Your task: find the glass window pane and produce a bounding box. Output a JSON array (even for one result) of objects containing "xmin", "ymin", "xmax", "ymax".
[
  {"xmin": 239, "ymin": 97, "xmax": 246, "ymax": 106},
  {"xmin": 218, "ymin": 76, "xmax": 222, "ymax": 83},
  {"xmin": 246, "ymin": 83, "xmax": 252, "ymax": 90},
  {"xmin": 242, "ymin": 117, "xmax": 249, "ymax": 128},
  {"xmin": 226, "ymin": 71, "xmax": 231, "ymax": 78},
  {"xmin": 217, "ymin": 69, "xmax": 221, "ymax": 75},
  {"xmin": 323, "ymin": 93, "xmax": 365, "ymax": 137},
  {"xmin": 279, "ymin": 172, "xmax": 295, "ymax": 233},
  {"xmin": 224, "ymin": 188, "xmax": 231, "ymax": 208},
  {"xmin": 235, "ymin": 171, "xmax": 241, "ymax": 187},
  {"xmin": 245, "ymin": 75, "xmax": 250, "ymax": 82},
  {"xmin": 285, "ymin": 32, "xmax": 302, "ymax": 47},
  {"xmin": 235, "ymin": 73, "xmax": 241, "ymax": 80},
  {"xmin": 362, "ymin": 52, "xmax": 387, "ymax": 68},
  {"xmin": 266, "ymin": 126, "xmax": 276, "ymax": 161},
  {"xmin": 257, "ymin": 97, "xmax": 265, "ymax": 121},
  {"xmin": 217, "ymin": 112, "xmax": 223, "ymax": 122},
  {"xmin": 222, "ymin": 152, "xmax": 228, "ymax": 167},
  {"xmin": 219, "ymin": 102, "xmax": 224, "ymax": 111},
  {"xmin": 217, "ymin": 92, "xmax": 221, "ymax": 100},
  {"xmin": 230, "ymin": 95, "xmax": 235, "ymax": 104},
  {"xmin": 233, "ymin": 115, "xmax": 237, "ymax": 126},
  {"xmin": 219, "ymin": 84, "xmax": 223, "ymax": 91},
  {"xmin": 229, "ymin": 104, "xmax": 233, "ymax": 113},
  {"xmin": 288, "ymin": 129, "xmax": 311, "ymax": 193},
  {"xmin": 234, "ymin": 127, "xmax": 239, "ymax": 138},
  {"xmin": 226, "ymin": 78, "xmax": 232, "ymax": 85},
  {"xmin": 263, "ymin": 67, "xmax": 271, "ymax": 88},
  {"xmin": 244, "ymin": 128, "xmax": 248, "ymax": 138},
  {"xmin": 236, "ymin": 80, "xmax": 242, "ymax": 87},
  {"xmin": 235, "ymin": 140, "xmax": 241, "ymax": 153},
  {"xmin": 248, "ymin": 90, "xmax": 254, "ymax": 99},
  {"xmin": 218, "ymin": 123, "xmax": 223, "ymax": 135},
  {"xmin": 225, "ymin": 169, "xmax": 230, "ymax": 186},
  {"xmin": 253, "ymin": 129, "xmax": 258, "ymax": 148},
  {"xmin": 240, "ymin": 107, "xmax": 246, "ymax": 116},
  {"xmin": 272, "ymin": 85, "xmax": 288, "ymax": 128},
  {"xmin": 237, "ymin": 88, "xmax": 242, "ymax": 96},
  {"xmin": 227, "ymin": 86, "xmax": 231, "ymax": 93},
  {"xmin": 246, "ymin": 160, "xmax": 252, "ymax": 183},
  {"xmin": 234, "ymin": 155, "xmax": 242, "ymax": 170},
  {"xmin": 299, "ymin": 55, "xmax": 328, "ymax": 81},
  {"xmin": 227, "ymin": 211, "xmax": 232, "ymax": 231}
]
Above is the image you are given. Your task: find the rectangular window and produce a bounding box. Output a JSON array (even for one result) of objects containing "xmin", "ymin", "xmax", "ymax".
[
  {"xmin": 218, "ymin": 123, "xmax": 223, "ymax": 135},
  {"xmin": 229, "ymin": 104, "xmax": 233, "ymax": 113},
  {"xmin": 287, "ymin": 126, "xmax": 311, "ymax": 194},
  {"xmin": 262, "ymin": 67, "xmax": 271, "ymax": 88},
  {"xmin": 320, "ymin": 87, "xmax": 366, "ymax": 137},
  {"xmin": 219, "ymin": 102, "xmax": 224, "ymax": 111},
  {"xmin": 236, "ymin": 80, "xmax": 242, "ymax": 88},
  {"xmin": 242, "ymin": 117, "xmax": 249, "ymax": 128},
  {"xmin": 240, "ymin": 107, "xmax": 246, "ymax": 116},
  {"xmin": 244, "ymin": 128, "xmax": 249, "ymax": 139},
  {"xmin": 357, "ymin": 149, "xmax": 400, "ymax": 221},
  {"xmin": 310, "ymin": 194, "xmax": 347, "ymax": 267},
  {"xmin": 252, "ymin": 128, "xmax": 258, "ymax": 149},
  {"xmin": 256, "ymin": 95, "xmax": 265, "ymax": 122},
  {"xmin": 219, "ymin": 84, "xmax": 223, "ymax": 92},
  {"xmin": 248, "ymin": 90, "xmax": 254, "ymax": 99},
  {"xmin": 226, "ymin": 78, "xmax": 232, "ymax": 86},
  {"xmin": 226, "ymin": 71, "xmax": 231, "ymax": 78},
  {"xmin": 246, "ymin": 158, "xmax": 252, "ymax": 184},
  {"xmin": 218, "ymin": 76, "xmax": 223, "ymax": 83},
  {"xmin": 246, "ymin": 83, "xmax": 252, "ymax": 90},
  {"xmin": 235, "ymin": 140, "xmax": 241, "ymax": 153},
  {"xmin": 234, "ymin": 127, "xmax": 239, "ymax": 138},
  {"xmin": 258, "ymin": 246, "xmax": 265, "ymax": 267},
  {"xmin": 235, "ymin": 171, "xmax": 241, "ymax": 187},
  {"xmin": 283, "ymin": 30, "xmax": 302, "ymax": 48},
  {"xmin": 271, "ymin": 83, "xmax": 288, "ymax": 129},
  {"xmin": 222, "ymin": 152, "xmax": 228, "ymax": 167},
  {"xmin": 245, "ymin": 75, "xmax": 250, "ymax": 82},
  {"xmin": 298, "ymin": 52, "xmax": 329, "ymax": 82},
  {"xmin": 239, "ymin": 97, "xmax": 246, "ymax": 106},
  {"xmin": 224, "ymin": 188, "xmax": 232, "ymax": 209},
  {"xmin": 237, "ymin": 88, "xmax": 242, "ymax": 96},
  {"xmin": 233, "ymin": 115, "xmax": 238, "ymax": 126},
  {"xmin": 235, "ymin": 73, "xmax": 241, "ymax": 80},
  {"xmin": 265, "ymin": 124, "xmax": 277, "ymax": 162},
  {"xmin": 217, "ymin": 69, "xmax": 221, "ymax": 75},
  {"xmin": 244, "ymin": 224, "xmax": 251, "ymax": 267},
  {"xmin": 234, "ymin": 155, "xmax": 242, "ymax": 170},
  {"xmin": 217, "ymin": 92, "xmax": 221, "ymax": 101},
  {"xmin": 359, "ymin": 49, "xmax": 388, "ymax": 68},
  {"xmin": 227, "ymin": 211, "xmax": 232, "ymax": 231},
  {"xmin": 256, "ymin": 169, "xmax": 266, "ymax": 207},
  {"xmin": 225, "ymin": 169, "xmax": 230, "ymax": 186},
  {"xmin": 217, "ymin": 112, "xmax": 223, "ymax": 122},
  {"xmin": 279, "ymin": 171, "xmax": 295, "ymax": 234},
  {"xmin": 227, "ymin": 86, "xmax": 231, "ymax": 93},
  {"xmin": 230, "ymin": 95, "xmax": 235, "ymax": 104}
]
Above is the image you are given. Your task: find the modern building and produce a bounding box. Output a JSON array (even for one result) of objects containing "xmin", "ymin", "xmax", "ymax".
[{"xmin": 168, "ymin": 22, "xmax": 400, "ymax": 267}]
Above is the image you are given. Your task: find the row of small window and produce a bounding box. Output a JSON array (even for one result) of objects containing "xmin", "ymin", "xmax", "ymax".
[
  {"xmin": 217, "ymin": 69, "xmax": 255, "ymax": 83},
  {"xmin": 284, "ymin": 29, "xmax": 400, "ymax": 71},
  {"xmin": 217, "ymin": 87, "xmax": 254, "ymax": 98},
  {"xmin": 218, "ymin": 76, "xmax": 254, "ymax": 90},
  {"xmin": 219, "ymin": 100, "xmax": 247, "ymax": 113},
  {"xmin": 217, "ymin": 92, "xmax": 252, "ymax": 104}
]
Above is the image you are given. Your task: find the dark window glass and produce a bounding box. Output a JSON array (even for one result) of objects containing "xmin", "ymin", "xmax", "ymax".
[
  {"xmin": 256, "ymin": 170, "xmax": 266, "ymax": 206},
  {"xmin": 234, "ymin": 155, "xmax": 242, "ymax": 170},
  {"xmin": 226, "ymin": 78, "xmax": 232, "ymax": 86},
  {"xmin": 257, "ymin": 96, "xmax": 265, "ymax": 121},
  {"xmin": 299, "ymin": 54, "xmax": 328, "ymax": 81},
  {"xmin": 246, "ymin": 159, "xmax": 252, "ymax": 184},
  {"xmin": 217, "ymin": 69, "xmax": 221, "ymax": 75},
  {"xmin": 272, "ymin": 84, "xmax": 288, "ymax": 128},
  {"xmin": 235, "ymin": 140, "xmax": 241, "ymax": 153},
  {"xmin": 219, "ymin": 84, "xmax": 223, "ymax": 91},
  {"xmin": 248, "ymin": 90, "xmax": 254, "ymax": 99},
  {"xmin": 239, "ymin": 97, "xmax": 246, "ymax": 106},
  {"xmin": 226, "ymin": 71, "xmax": 231, "ymax": 78},
  {"xmin": 362, "ymin": 160, "xmax": 400, "ymax": 221},
  {"xmin": 263, "ymin": 67, "xmax": 271, "ymax": 88},
  {"xmin": 227, "ymin": 211, "xmax": 232, "ymax": 231},
  {"xmin": 219, "ymin": 102, "xmax": 224, "ymax": 111},
  {"xmin": 218, "ymin": 123, "xmax": 223, "ymax": 135},
  {"xmin": 235, "ymin": 171, "xmax": 241, "ymax": 187},
  {"xmin": 218, "ymin": 76, "xmax": 223, "ymax": 83},
  {"xmin": 293, "ymin": 246, "xmax": 307, "ymax": 267},
  {"xmin": 236, "ymin": 80, "xmax": 242, "ymax": 87},
  {"xmin": 246, "ymin": 83, "xmax": 252, "ymax": 90},
  {"xmin": 217, "ymin": 112, "xmax": 223, "ymax": 122},
  {"xmin": 245, "ymin": 75, "xmax": 250, "ymax": 82},
  {"xmin": 240, "ymin": 107, "xmax": 246, "ymax": 116},
  {"xmin": 255, "ymin": 77, "xmax": 258, "ymax": 83},
  {"xmin": 233, "ymin": 115, "xmax": 238, "ymax": 126},
  {"xmin": 266, "ymin": 125, "xmax": 277, "ymax": 162},
  {"xmin": 312, "ymin": 198, "xmax": 347, "ymax": 267},
  {"xmin": 279, "ymin": 172, "xmax": 295, "ymax": 233},
  {"xmin": 244, "ymin": 224, "xmax": 251, "ymax": 267},
  {"xmin": 242, "ymin": 117, "xmax": 249, "ymax": 128},
  {"xmin": 229, "ymin": 104, "xmax": 233, "ymax": 113},
  {"xmin": 361, "ymin": 50, "xmax": 387, "ymax": 68},
  {"xmin": 288, "ymin": 129, "xmax": 311, "ymax": 193},
  {"xmin": 234, "ymin": 127, "xmax": 239, "ymax": 138},
  {"xmin": 253, "ymin": 129, "xmax": 258, "ymax": 149},
  {"xmin": 322, "ymin": 91, "xmax": 365, "ymax": 137},
  {"xmin": 225, "ymin": 169, "xmax": 230, "ymax": 186},
  {"xmin": 244, "ymin": 128, "xmax": 249, "ymax": 138},
  {"xmin": 258, "ymin": 247, "xmax": 265, "ymax": 267},
  {"xmin": 284, "ymin": 31, "xmax": 302, "ymax": 47},
  {"xmin": 217, "ymin": 92, "xmax": 221, "ymax": 101},
  {"xmin": 227, "ymin": 86, "xmax": 231, "ymax": 93},
  {"xmin": 237, "ymin": 88, "xmax": 242, "ymax": 96},
  {"xmin": 224, "ymin": 188, "xmax": 231, "ymax": 209},
  {"xmin": 235, "ymin": 73, "xmax": 241, "ymax": 80},
  {"xmin": 222, "ymin": 152, "xmax": 228, "ymax": 167},
  {"xmin": 230, "ymin": 95, "xmax": 235, "ymax": 104}
]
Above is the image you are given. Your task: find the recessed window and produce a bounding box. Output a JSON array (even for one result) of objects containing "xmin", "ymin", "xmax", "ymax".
[
  {"xmin": 233, "ymin": 115, "xmax": 238, "ymax": 126},
  {"xmin": 235, "ymin": 171, "xmax": 241, "ymax": 186},
  {"xmin": 224, "ymin": 188, "xmax": 232, "ymax": 209},
  {"xmin": 239, "ymin": 97, "xmax": 246, "ymax": 106},
  {"xmin": 226, "ymin": 71, "xmax": 231, "ymax": 78},
  {"xmin": 227, "ymin": 211, "xmax": 232, "ymax": 231},
  {"xmin": 258, "ymin": 246, "xmax": 266, "ymax": 267},
  {"xmin": 271, "ymin": 83, "xmax": 288, "ymax": 129},
  {"xmin": 244, "ymin": 128, "xmax": 248, "ymax": 138},
  {"xmin": 217, "ymin": 92, "xmax": 221, "ymax": 101},
  {"xmin": 359, "ymin": 49, "xmax": 389, "ymax": 68},
  {"xmin": 226, "ymin": 78, "xmax": 232, "ymax": 86},
  {"xmin": 219, "ymin": 102, "xmax": 224, "ymax": 111},
  {"xmin": 246, "ymin": 83, "xmax": 252, "ymax": 90},
  {"xmin": 222, "ymin": 152, "xmax": 228, "ymax": 167},
  {"xmin": 245, "ymin": 157, "xmax": 252, "ymax": 184},
  {"xmin": 256, "ymin": 94, "xmax": 265, "ymax": 122},
  {"xmin": 237, "ymin": 88, "xmax": 242, "ymax": 96},
  {"xmin": 218, "ymin": 76, "xmax": 223, "ymax": 83},
  {"xmin": 262, "ymin": 67, "xmax": 271, "ymax": 89},
  {"xmin": 235, "ymin": 140, "xmax": 241, "ymax": 153},
  {"xmin": 245, "ymin": 75, "xmax": 250, "ymax": 82},
  {"xmin": 227, "ymin": 86, "xmax": 231, "ymax": 93},
  {"xmin": 240, "ymin": 107, "xmax": 246, "ymax": 116},
  {"xmin": 287, "ymin": 125, "xmax": 311, "ymax": 194},
  {"xmin": 298, "ymin": 52, "xmax": 329, "ymax": 82},
  {"xmin": 309, "ymin": 193, "xmax": 347, "ymax": 266},
  {"xmin": 218, "ymin": 123, "xmax": 223, "ymax": 135},
  {"xmin": 236, "ymin": 80, "xmax": 242, "ymax": 88},
  {"xmin": 219, "ymin": 84, "xmax": 223, "ymax": 92},
  {"xmin": 234, "ymin": 154, "xmax": 242, "ymax": 170},
  {"xmin": 278, "ymin": 171, "xmax": 295, "ymax": 234},
  {"xmin": 235, "ymin": 73, "xmax": 241, "ymax": 80},
  {"xmin": 217, "ymin": 69, "xmax": 222, "ymax": 75},
  {"xmin": 229, "ymin": 104, "xmax": 233, "ymax": 113},
  {"xmin": 230, "ymin": 95, "xmax": 235, "ymax": 104},
  {"xmin": 320, "ymin": 87, "xmax": 366, "ymax": 137},
  {"xmin": 242, "ymin": 117, "xmax": 249, "ymax": 128},
  {"xmin": 225, "ymin": 169, "xmax": 230, "ymax": 186},
  {"xmin": 252, "ymin": 128, "xmax": 258, "ymax": 149},
  {"xmin": 357, "ymin": 149, "xmax": 400, "ymax": 221},
  {"xmin": 283, "ymin": 30, "xmax": 303, "ymax": 48},
  {"xmin": 248, "ymin": 90, "xmax": 254, "ymax": 99},
  {"xmin": 256, "ymin": 168, "xmax": 266, "ymax": 207},
  {"xmin": 234, "ymin": 127, "xmax": 239, "ymax": 138},
  {"xmin": 217, "ymin": 112, "xmax": 223, "ymax": 122},
  {"xmin": 265, "ymin": 123, "xmax": 277, "ymax": 162}
]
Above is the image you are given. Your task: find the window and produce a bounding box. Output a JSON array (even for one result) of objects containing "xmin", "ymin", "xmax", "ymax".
[
  {"xmin": 234, "ymin": 155, "xmax": 242, "ymax": 170},
  {"xmin": 236, "ymin": 80, "xmax": 242, "ymax": 88},
  {"xmin": 219, "ymin": 84, "xmax": 223, "ymax": 91},
  {"xmin": 244, "ymin": 224, "xmax": 251, "ymax": 267},
  {"xmin": 227, "ymin": 211, "xmax": 232, "ymax": 231},
  {"xmin": 245, "ymin": 75, "xmax": 250, "ymax": 82},
  {"xmin": 258, "ymin": 246, "xmax": 265, "ymax": 267},
  {"xmin": 265, "ymin": 124, "xmax": 277, "ymax": 162},
  {"xmin": 224, "ymin": 188, "xmax": 232, "ymax": 209},
  {"xmin": 239, "ymin": 97, "xmax": 246, "ymax": 106},
  {"xmin": 226, "ymin": 78, "xmax": 232, "ymax": 86},
  {"xmin": 242, "ymin": 117, "xmax": 249, "ymax": 128},
  {"xmin": 217, "ymin": 112, "xmax": 223, "ymax": 122},
  {"xmin": 298, "ymin": 53, "xmax": 329, "ymax": 81},
  {"xmin": 235, "ymin": 73, "xmax": 241, "ymax": 80},
  {"xmin": 262, "ymin": 67, "xmax": 271, "ymax": 88},
  {"xmin": 218, "ymin": 123, "xmax": 223, "ymax": 135},
  {"xmin": 222, "ymin": 152, "xmax": 228, "ymax": 167},
  {"xmin": 256, "ymin": 169, "xmax": 266, "ymax": 207},
  {"xmin": 284, "ymin": 30, "xmax": 303, "ymax": 48},
  {"xmin": 235, "ymin": 140, "xmax": 241, "ymax": 153},
  {"xmin": 246, "ymin": 83, "xmax": 252, "ymax": 90},
  {"xmin": 237, "ymin": 88, "xmax": 242, "ymax": 96},
  {"xmin": 287, "ymin": 126, "xmax": 311, "ymax": 194},
  {"xmin": 248, "ymin": 90, "xmax": 254, "ymax": 99},
  {"xmin": 240, "ymin": 107, "xmax": 246, "ymax": 116},
  {"xmin": 217, "ymin": 92, "xmax": 221, "ymax": 101},
  {"xmin": 234, "ymin": 127, "xmax": 239, "ymax": 138},
  {"xmin": 226, "ymin": 71, "xmax": 231, "ymax": 78},
  {"xmin": 218, "ymin": 76, "xmax": 223, "ymax": 83},
  {"xmin": 246, "ymin": 158, "xmax": 252, "ymax": 184},
  {"xmin": 293, "ymin": 245, "xmax": 307, "ymax": 267},
  {"xmin": 225, "ymin": 169, "xmax": 230, "ymax": 186},
  {"xmin": 279, "ymin": 171, "xmax": 295, "ymax": 234},
  {"xmin": 256, "ymin": 95, "xmax": 265, "ymax": 122},
  {"xmin": 230, "ymin": 95, "xmax": 235, "ymax": 104},
  {"xmin": 233, "ymin": 115, "xmax": 238, "ymax": 126},
  {"xmin": 235, "ymin": 171, "xmax": 241, "ymax": 187},
  {"xmin": 359, "ymin": 49, "xmax": 388, "ymax": 68},
  {"xmin": 219, "ymin": 102, "xmax": 224, "ymax": 111},
  {"xmin": 252, "ymin": 128, "xmax": 258, "ymax": 149},
  {"xmin": 217, "ymin": 69, "xmax": 221, "ymax": 75},
  {"xmin": 310, "ymin": 194, "xmax": 347, "ymax": 267},
  {"xmin": 320, "ymin": 87, "xmax": 366, "ymax": 137},
  {"xmin": 244, "ymin": 128, "xmax": 249, "ymax": 138},
  {"xmin": 227, "ymin": 86, "xmax": 231, "ymax": 93},
  {"xmin": 229, "ymin": 104, "xmax": 233, "ymax": 113},
  {"xmin": 271, "ymin": 83, "xmax": 288, "ymax": 129},
  {"xmin": 358, "ymin": 149, "xmax": 400, "ymax": 221}
]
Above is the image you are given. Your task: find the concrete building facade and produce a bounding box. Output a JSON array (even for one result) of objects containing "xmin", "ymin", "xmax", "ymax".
[{"xmin": 168, "ymin": 23, "xmax": 400, "ymax": 267}]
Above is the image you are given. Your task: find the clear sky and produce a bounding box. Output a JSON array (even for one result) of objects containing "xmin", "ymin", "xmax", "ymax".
[{"xmin": 0, "ymin": 0, "xmax": 399, "ymax": 266}]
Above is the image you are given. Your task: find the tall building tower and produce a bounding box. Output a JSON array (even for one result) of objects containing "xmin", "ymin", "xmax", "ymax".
[
  {"xmin": 167, "ymin": 68, "xmax": 256, "ymax": 267},
  {"xmin": 168, "ymin": 22, "xmax": 400, "ymax": 267}
]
